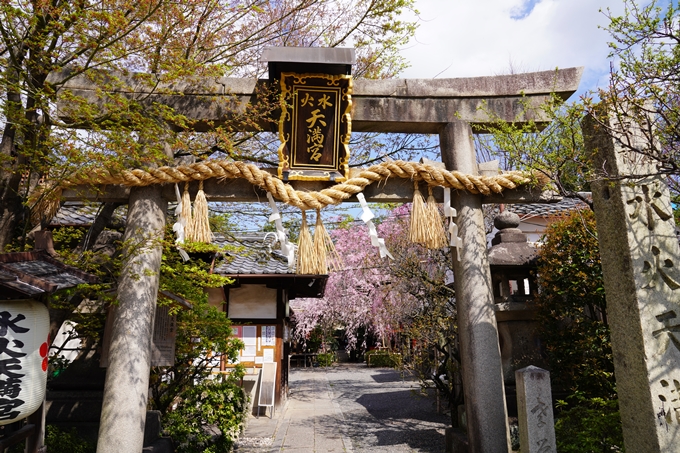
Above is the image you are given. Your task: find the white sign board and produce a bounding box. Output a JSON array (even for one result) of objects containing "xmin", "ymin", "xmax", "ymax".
[{"xmin": 257, "ymin": 362, "xmax": 277, "ymax": 418}]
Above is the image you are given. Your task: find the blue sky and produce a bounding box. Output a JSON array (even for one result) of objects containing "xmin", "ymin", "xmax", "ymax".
[{"xmin": 399, "ymin": 0, "xmax": 631, "ymax": 100}]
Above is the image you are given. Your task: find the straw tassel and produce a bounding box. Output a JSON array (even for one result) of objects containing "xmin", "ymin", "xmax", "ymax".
[
  {"xmin": 409, "ymin": 181, "xmax": 429, "ymax": 244},
  {"xmin": 313, "ymin": 209, "xmax": 343, "ymax": 274},
  {"xmin": 181, "ymin": 182, "xmax": 194, "ymax": 241},
  {"xmin": 296, "ymin": 210, "xmax": 317, "ymax": 274},
  {"xmin": 187, "ymin": 180, "xmax": 212, "ymax": 243},
  {"xmin": 425, "ymin": 186, "xmax": 448, "ymax": 249},
  {"xmin": 30, "ymin": 185, "xmax": 62, "ymax": 228}
]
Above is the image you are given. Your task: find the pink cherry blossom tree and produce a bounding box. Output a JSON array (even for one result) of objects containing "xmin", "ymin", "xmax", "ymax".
[{"xmin": 292, "ymin": 204, "xmax": 454, "ymax": 353}]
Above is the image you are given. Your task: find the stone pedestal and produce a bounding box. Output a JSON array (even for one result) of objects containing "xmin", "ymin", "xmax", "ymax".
[
  {"xmin": 440, "ymin": 121, "xmax": 511, "ymax": 453},
  {"xmin": 585, "ymin": 114, "xmax": 680, "ymax": 452}
]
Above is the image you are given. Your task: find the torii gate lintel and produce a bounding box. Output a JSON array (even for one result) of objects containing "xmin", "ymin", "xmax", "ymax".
[{"xmin": 51, "ymin": 66, "xmax": 583, "ymax": 135}]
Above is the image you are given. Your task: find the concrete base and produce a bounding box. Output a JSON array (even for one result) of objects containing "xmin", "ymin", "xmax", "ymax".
[{"xmin": 445, "ymin": 428, "xmax": 469, "ymax": 453}]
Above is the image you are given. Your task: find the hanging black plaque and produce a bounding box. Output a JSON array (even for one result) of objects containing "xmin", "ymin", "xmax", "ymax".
[{"xmin": 277, "ymin": 72, "xmax": 352, "ymax": 182}]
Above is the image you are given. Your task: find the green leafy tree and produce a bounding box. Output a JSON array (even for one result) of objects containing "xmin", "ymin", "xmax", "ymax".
[
  {"xmin": 0, "ymin": 0, "xmax": 418, "ymax": 251},
  {"xmin": 476, "ymin": 94, "xmax": 592, "ymax": 207},
  {"xmin": 535, "ymin": 210, "xmax": 624, "ymax": 451},
  {"xmin": 535, "ymin": 209, "xmax": 614, "ymax": 398},
  {"xmin": 148, "ymin": 296, "xmax": 246, "ymax": 453},
  {"xmin": 162, "ymin": 377, "xmax": 247, "ymax": 453},
  {"xmin": 597, "ymin": 0, "xmax": 680, "ymax": 193}
]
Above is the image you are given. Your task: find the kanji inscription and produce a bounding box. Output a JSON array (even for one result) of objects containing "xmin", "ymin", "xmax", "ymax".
[
  {"xmin": 0, "ymin": 311, "xmax": 28, "ymax": 422},
  {"xmin": 653, "ymin": 310, "xmax": 680, "ymax": 354},
  {"xmin": 657, "ymin": 378, "xmax": 680, "ymax": 428},
  {"xmin": 642, "ymin": 246, "xmax": 680, "ymax": 290},
  {"xmin": 626, "ymin": 182, "xmax": 672, "ymax": 231},
  {"xmin": 531, "ymin": 396, "xmax": 550, "ymax": 428},
  {"xmin": 277, "ymin": 72, "xmax": 352, "ymax": 182}
]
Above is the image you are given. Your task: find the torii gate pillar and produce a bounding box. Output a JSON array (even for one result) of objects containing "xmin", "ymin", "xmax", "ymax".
[
  {"xmin": 441, "ymin": 121, "xmax": 511, "ymax": 452},
  {"xmin": 97, "ymin": 185, "xmax": 167, "ymax": 453}
]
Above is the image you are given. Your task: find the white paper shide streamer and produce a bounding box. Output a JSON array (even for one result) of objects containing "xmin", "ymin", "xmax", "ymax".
[
  {"xmin": 356, "ymin": 193, "xmax": 393, "ymax": 259},
  {"xmin": 0, "ymin": 301, "xmax": 50, "ymax": 425},
  {"xmin": 267, "ymin": 193, "xmax": 296, "ymax": 268},
  {"xmin": 444, "ymin": 188, "xmax": 462, "ymax": 261}
]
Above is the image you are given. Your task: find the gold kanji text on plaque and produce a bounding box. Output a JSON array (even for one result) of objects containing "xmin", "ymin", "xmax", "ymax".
[{"xmin": 277, "ymin": 72, "xmax": 352, "ymax": 182}]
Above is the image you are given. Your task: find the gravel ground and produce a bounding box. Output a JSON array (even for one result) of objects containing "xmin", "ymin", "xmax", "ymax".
[{"xmin": 324, "ymin": 364, "xmax": 449, "ymax": 452}]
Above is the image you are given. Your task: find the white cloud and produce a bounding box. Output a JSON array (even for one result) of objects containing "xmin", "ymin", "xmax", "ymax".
[{"xmin": 400, "ymin": 0, "xmax": 628, "ymax": 96}]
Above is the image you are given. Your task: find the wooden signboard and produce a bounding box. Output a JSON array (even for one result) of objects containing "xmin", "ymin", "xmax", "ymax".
[
  {"xmin": 151, "ymin": 305, "xmax": 177, "ymax": 366},
  {"xmin": 226, "ymin": 324, "xmax": 279, "ymax": 367},
  {"xmin": 257, "ymin": 362, "xmax": 277, "ymax": 418},
  {"xmin": 277, "ymin": 72, "xmax": 352, "ymax": 182},
  {"xmin": 101, "ymin": 304, "xmax": 177, "ymax": 367},
  {"xmin": 221, "ymin": 324, "xmax": 283, "ymax": 406}
]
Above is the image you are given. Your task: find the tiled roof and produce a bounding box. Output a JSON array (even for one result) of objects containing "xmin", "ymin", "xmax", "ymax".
[
  {"xmin": 4, "ymin": 260, "xmax": 90, "ymax": 289},
  {"xmin": 0, "ymin": 252, "xmax": 98, "ymax": 300},
  {"xmin": 48, "ymin": 205, "xmax": 296, "ymax": 276},
  {"xmin": 211, "ymin": 234, "xmax": 327, "ymax": 298},
  {"xmin": 508, "ymin": 196, "xmax": 590, "ymax": 218},
  {"xmin": 50, "ymin": 202, "xmax": 126, "ymax": 227},
  {"xmin": 212, "ymin": 234, "xmax": 294, "ymax": 275},
  {"xmin": 0, "ymin": 268, "xmax": 43, "ymax": 296}
]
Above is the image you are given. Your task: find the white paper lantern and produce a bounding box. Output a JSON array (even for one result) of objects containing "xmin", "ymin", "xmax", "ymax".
[{"xmin": 0, "ymin": 301, "xmax": 50, "ymax": 425}]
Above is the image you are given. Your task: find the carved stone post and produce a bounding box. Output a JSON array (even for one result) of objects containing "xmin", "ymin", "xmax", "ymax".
[
  {"xmin": 516, "ymin": 366, "xmax": 556, "ymax": 453},
  {"xmin": 440, "ymin": 121, "xmax": 511, "ymax": 453},
  {"xmin": 585, "ymin": 114, "xmax": 680, "ymax": 452},
  {"xmin": 96, "ymin": 185, "xmax": 166, "ymax": 453}
]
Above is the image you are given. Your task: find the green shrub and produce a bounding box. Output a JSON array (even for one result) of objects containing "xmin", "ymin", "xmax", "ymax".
[
  {"xmin": 163, "ymin": 377, "xmax": 248, "ymax": 453},
  {"xmin": 316, "ymin": 352, "xmax": 335, "ymax": 367},
  {"xmin": 365, "ymin": 350, "xmax": 402, "ymax": 368},
  {"xmin": 555, "ymin": 397, "xmax": 624, "ymax": 452},
  {"xmin": 535, "ymin": 210, "xmax": 615, "ymax": 398},
  {"xmin": 43, "ymin": 425, "xmax": 95, "ymax": 453}
]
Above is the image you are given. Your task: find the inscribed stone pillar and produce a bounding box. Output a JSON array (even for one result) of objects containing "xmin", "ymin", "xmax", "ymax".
[
  {"xmin": 584, "ymin": 114, "xmax": 680, "ymax": 453},
  {"xmin": 516, "ymin": 366, "xmax": 556, "ymax": 453},
  {"xmin": 97, "ymin": 185, "xmax": 166, "ymax": 453},
  {"xmin": 440, "ymin": 121, "xmax": 511, "ymax": 453}
]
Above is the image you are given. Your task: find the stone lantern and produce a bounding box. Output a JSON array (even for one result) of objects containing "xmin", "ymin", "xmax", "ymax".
[{"xmin": 487, "ymin": 211, "xmax": 545, "ymax": 386}]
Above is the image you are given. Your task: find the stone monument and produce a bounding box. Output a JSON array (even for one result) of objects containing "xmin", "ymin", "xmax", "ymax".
[
  {"xmin": 585, "ymin": 113, "xmax": 680, "ymax": 452},
  {"xmin": 516, "ymin": 366, "xmax": 556, "ymax": 453}
]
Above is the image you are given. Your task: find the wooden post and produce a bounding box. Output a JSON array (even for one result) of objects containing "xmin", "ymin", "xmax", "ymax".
[
  {"xmin": 25, "ymin": 400, "xmax": 45, "ymax": 453},
  {"xmin": 440, "ymin": 121, "xmax": 511, "ymax": 453}
]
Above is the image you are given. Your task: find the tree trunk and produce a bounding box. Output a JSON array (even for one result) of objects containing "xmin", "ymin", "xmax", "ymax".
[
  {"xmin": 0, "ymin": 119, "xmax": 24, "ymax": 251},
  {"xmin": 78, "ymin": 202, "xmax": 123, "ymax": 251}
]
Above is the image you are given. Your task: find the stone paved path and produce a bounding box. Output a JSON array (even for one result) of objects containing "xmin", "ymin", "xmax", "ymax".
[{"xmin": 235, "ymin": 363, "xmax": 449, "ymax": 452}]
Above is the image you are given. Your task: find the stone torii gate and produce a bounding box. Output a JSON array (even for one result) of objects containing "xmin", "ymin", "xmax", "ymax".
[{"xmin": 50, "ymin": 49, "xmax": 583, "ymax": 453}]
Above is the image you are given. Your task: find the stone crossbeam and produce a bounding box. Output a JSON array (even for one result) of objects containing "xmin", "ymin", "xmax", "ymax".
[{"xmin": 49, "ymin": 67, "xmax": 583, "ymax": 134}]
